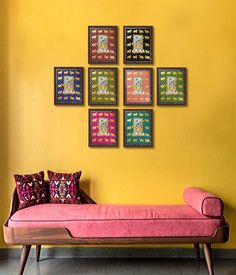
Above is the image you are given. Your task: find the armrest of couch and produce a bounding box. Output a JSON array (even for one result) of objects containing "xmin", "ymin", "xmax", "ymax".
[{"xmin": 183, "ymin": 187, "xmax": 224, "ymax": 218}]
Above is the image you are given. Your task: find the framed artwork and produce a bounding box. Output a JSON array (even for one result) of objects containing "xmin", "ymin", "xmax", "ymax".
[
  {"xmin": 124, "ymin": 110, "xmax": 153, "ymax": 147},
  {"xmin": 88, "ymin": 26, "xmax": 118, "ymax": 64},
  {"xmin": 157, "ymin": 67, "xmax": 187, "ymax": 105},
  {"xmin": 54, "ymin": 67, "xmax": 83, "ymax": 105},
  {"xmin": 88, "ymin": 68, "xmax": 118, "ymax": 105},
  {"xmin": 124, "ymin": 68, "xmax": 153, "ymax": 105},
  {"xmin": 123, "ymin": 26, "xmax": 153, "ymax": 64},
  {"xmin": 89, "ymin": 109, "xmax": 118, "ymax": 147}
]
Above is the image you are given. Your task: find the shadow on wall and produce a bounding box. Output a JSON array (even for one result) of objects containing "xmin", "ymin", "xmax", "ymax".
[
  {"xmin": 80, "ymin": 179, "xmax": 92, "ymax": 199},
  {"xmin": 0, "ymin": 0, "xmax": 9, "ymax": 247},
  {"xmin": 223, "ymin": 204, "xmax": 236, "ymax": 247}
]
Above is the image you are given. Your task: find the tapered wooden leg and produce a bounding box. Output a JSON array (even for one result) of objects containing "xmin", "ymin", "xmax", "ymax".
[
  {"xmin": 19, "ymin": 245, "xmax": 31, "ymax": 275},
  {"xmin": 194, "ymin": 243, "xmax": 200, "ymax": 261},
  {"xmin": 36, "ymin": 245, "xmax": 41, "ymax": 262},
  {"xmin": 203, "ymin": 243, "xmax": 214, "ymax": 275}
]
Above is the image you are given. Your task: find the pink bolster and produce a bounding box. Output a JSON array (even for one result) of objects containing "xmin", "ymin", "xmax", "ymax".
[{"xmin": 183, "ymin": 187, "xmax": 223, "ymax": 217}]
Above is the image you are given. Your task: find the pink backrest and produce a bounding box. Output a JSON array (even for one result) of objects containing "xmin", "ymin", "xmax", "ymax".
[{"xmin": 183, "ymin": 187, "xmax": 223, "ymax": 217}]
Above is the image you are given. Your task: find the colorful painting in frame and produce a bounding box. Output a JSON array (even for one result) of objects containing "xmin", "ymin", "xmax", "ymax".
[
  {"xmin": 124, "ymin": 110, "xmax": 153, "ymax": 147},
  {"xmin": 89, "ymin": 68, "xmax": 118, "ymax": 105},
  {"xmin": 89, "ymin": 109, "xmax": 118, "ymax": 147},
  {"xmin": 123, "ymin": 26, "xmax": 153, "ymax": 64},
  {"xmin": 54, "ymin": 67, "xmax": 83, "ymax": 105},
  {"xmin": 88, "ymin": 26, "xmax": 118, "ymax": 64},
  {"xmin": 124, "ymin": 68, "xmax": 153, "ymax": 105},
  {"xmin": 157, "ymin": 67, "xmax": 187, "ymax": 105}
]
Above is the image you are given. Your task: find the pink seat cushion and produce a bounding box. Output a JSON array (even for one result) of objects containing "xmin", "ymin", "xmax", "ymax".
[
  {"xmin": 184, "ymin": 187, "xmax": 223, "ymax": 217},
  {"xmin": 9, "ymin": 204, "xmax": 225, "ymax": 238}
]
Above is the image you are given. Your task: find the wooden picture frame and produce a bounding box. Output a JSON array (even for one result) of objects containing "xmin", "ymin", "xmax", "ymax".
[
  {"xmin": 123, "ymin": 26, "xmax": 153, "ymax": 64},
  {"xmin": 88, "ymin": 26, "xmax": 118, "ymax": 64},
  {"xmin": 124, "ymin": 68, "xmax": 153, "ymax": 105},
  {"xmin": 88, "ymin": 68, "xmax": 118, "ymax": 105},
  {"xmin": 157, "ymin": 67, "xmax": 187, "ymax": 106},
  {"xmin": 124, "ymin": 109, "xmax": 153, "ymax": 147},
  {"xmin": 54, "ymin": 67, "xmax": 83, "ymax": 105},
  {"xmin": 89, "ymin": 109, "xmax": 118, "ymax": 147}
]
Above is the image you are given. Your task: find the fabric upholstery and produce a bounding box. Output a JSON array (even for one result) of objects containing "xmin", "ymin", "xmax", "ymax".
[
  {"xmin": 47, "ymin": 170, "xmax": 82, "ymax": 204},
  {"xmin": 183, "ymin": 187, "xmax": 223, "ymax": 217},
  {"xmin": 9, "ymin": 204, "xmax": 225, "ymax": 238},
  {"xmin": 14, "ymin": 171, "xmax": 46, "ymax": 209}
]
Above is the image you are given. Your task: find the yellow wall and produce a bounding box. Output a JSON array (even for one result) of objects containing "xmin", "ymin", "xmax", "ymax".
[{"xmin": 1, "ymin": 0, "xmax": 236, "ymax": 248}]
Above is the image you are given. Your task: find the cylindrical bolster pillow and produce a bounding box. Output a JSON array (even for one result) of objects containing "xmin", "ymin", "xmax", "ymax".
[{"xmin": 183, "ymin": 187, "xmax": 223, "ymax": 217}]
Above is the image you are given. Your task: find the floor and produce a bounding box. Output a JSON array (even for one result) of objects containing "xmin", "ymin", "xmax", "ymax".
[{"xmin": 0, "ymin": 258, "xmax": 236, "ymax": 275}]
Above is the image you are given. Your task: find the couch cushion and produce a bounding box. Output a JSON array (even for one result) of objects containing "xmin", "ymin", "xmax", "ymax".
[
  {"xmin": 183, "ymin": 187, "xmax": 223, "ymax": 217},
  {"xmin": 47, "ymin": 170, "xmax": 82, "ymax": 204},
  {"xmin": 9, "ymin": 204, "xmax": 225, "ymax": 238},
  {"xmin": 14, "ymin": 171, "xmax": 46, "ymax": 209}
]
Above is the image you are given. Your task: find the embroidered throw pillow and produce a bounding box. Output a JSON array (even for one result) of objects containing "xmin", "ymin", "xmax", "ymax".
[
  {"xmin": 47, "ymin": 170, "xmax": 82, "ymax": 204},
  {"xmin": 14, "ymin": 171, "xmax": 46, "ymax": 209}
]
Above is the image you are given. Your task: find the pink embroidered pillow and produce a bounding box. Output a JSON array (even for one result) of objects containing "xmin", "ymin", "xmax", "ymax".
[
  {"xmin": 14, "ymin": 171, "xmax": 46, "ymax": 209},
  {"xmin": 47, "ymin": 170, "xmax": 82, "ymax": 204}
]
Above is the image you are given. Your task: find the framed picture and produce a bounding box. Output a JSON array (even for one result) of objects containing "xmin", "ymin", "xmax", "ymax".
[
  {"xmin": 123, "ymin": 26, "xmax": 153, "ymax": 64},
  {"xmin": 157, "ymin": 67, "xmax": 187, "ymax": 105},
  {"xmin": 124, "ymin": 109, "xmax": 153, "ymax": 147},
  {"xmin": 88, "ymin": 26, "xmax": 118, "ymax": 64},
  {"xmin": 88, "ymin": 68, "xmax": 118, "ymax": 105},
  {"xmin": 54, "ymin": 67, "xmax": 83, "ymax": 105},
  {"xmin": 124, "ymin": 68, "xmax": 153, "ymax": 105},
  {"xmin": 89, "ymin": 109, "xmax": 118, "ymax": 147}
]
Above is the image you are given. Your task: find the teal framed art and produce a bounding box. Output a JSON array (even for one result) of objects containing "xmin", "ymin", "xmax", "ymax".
[{"xmin": 124, "ymin": 109, "xmax": 153, "ymax": 147}]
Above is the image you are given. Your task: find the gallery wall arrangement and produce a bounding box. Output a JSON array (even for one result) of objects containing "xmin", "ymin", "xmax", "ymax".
[{"xmin": 54, "ymin": 25, "xmax": 187, "ymax": 147}]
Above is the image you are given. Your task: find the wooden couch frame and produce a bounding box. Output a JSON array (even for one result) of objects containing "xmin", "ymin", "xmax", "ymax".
[{"xmin": 3, "ymin": 187, "xmax": 229, "ymax": 275}]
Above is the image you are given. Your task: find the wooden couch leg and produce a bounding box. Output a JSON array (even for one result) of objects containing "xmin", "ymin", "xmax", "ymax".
[
  {"xmin": 194, "ymin": 243, "xmax": 200, "ymax": 261},
  {"xmin": 36, "ymin": 245, "xmax": 41, "ymax": 262},
  {"xmin": 19, "ymin": 245, "xmax": 31, "ymax": 275},
  {"xmin": 203, "ymin": 243, "xmax": 214, "ymax": 275}
]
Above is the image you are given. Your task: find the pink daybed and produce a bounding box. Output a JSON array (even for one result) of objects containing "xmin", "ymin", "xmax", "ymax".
[{"xmin": 3, "ymin": 186, "xmax": 229, "ymax": 275}]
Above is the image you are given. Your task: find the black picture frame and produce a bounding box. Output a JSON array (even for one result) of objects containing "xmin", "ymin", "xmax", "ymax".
[{"xmin": 123, "ymin": 26, "xmax": 153, "ymax": 64}]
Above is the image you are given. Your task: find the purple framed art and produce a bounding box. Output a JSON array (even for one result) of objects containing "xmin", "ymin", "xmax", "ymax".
[
  {"xmin": 54, "ymin": 67, "xmax": 83, "ymax": 105},
  {"xmin": 89, "ymin": 109, "xmax": 118, "ymax": 147}
]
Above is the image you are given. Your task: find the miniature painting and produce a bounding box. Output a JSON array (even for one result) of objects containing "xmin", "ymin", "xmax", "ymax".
[
  {"xmin": 88, "ymin": 26, "xmax": 118, "ymax": 64},
  {"xmin": 124, "ymin": 68, "xmax": 153, "ymax": 105},
  {"xmin": 54, "ymin": 67, "xmax": 83, "ymax": 105},
  {"xmin": 157, "ymin": 68, "xmax": 187, "ymax": 105},
  {"xmin": 89, "ymin": 109, "xmax": 118, "ymax": 147},
  {"xmin": 124, "ymin": 110, "xmax": 153, "ymax": 147},
  {"xmin": 123, "ymin": 26, "xmax": 153, "ymax": 63},
  {"xmin": 89, "ymin": 68, "xmax": 118, "ymax": 105}
]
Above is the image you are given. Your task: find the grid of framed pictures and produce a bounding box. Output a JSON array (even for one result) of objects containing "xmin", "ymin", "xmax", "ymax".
[{"xmin": 54, "ymin": 25, "xmax": 187, "ymax": 148}]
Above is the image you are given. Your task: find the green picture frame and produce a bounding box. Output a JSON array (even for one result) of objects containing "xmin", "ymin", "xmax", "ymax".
[
  {"xmin": 157, "ymin": 67, "xmax": 187, "ymax": 106},
  {"xmin": 124, "ymin": 109, "xmax": 153, "ymax": 147},
  {"xmin": 88, "ymin": 68, "xmax": 118, "ymax": 105}
]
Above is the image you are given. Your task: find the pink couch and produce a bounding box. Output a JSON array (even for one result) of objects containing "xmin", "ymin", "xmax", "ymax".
[{"xmin": 4, "ymin": 187, "xmax": 229, "ymax": 275}]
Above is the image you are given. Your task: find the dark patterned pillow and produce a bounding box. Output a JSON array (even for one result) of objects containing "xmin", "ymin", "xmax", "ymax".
[
  {"xmin": 47, "ymin": 170, "xmax": 82, "ymax": 204},
  {"xmin": 14, "ymin": 171, "xmax": 46, "ymax": 209}
]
